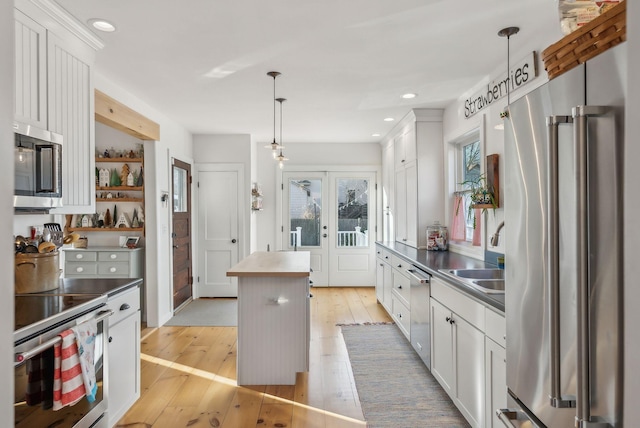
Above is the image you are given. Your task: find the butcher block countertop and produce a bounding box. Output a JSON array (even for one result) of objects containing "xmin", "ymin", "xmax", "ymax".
[{"xmin": 227, "ymin": 251, "xmax": 310, "ymax": 278}]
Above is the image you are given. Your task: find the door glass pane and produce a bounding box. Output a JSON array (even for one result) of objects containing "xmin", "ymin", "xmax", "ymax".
[
  {"xmin": 173, "ymin": 166, "xmax": 188, "ymax": 212},
  {"xmin": 289, "ymin": 178, "xmax": 322, "ymax": 248},
  {"xmin": 336, "ymin": 178, "xmax": 369, "ymax": 247}
]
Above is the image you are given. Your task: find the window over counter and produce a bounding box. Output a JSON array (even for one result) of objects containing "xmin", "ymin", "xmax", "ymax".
[{"xmin": 448, "ymin": 126, "xmax": 485, "ymax": 259}]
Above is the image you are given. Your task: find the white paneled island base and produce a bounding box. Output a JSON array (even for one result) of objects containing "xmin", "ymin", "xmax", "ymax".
[{"xmin": 227, "ymin": 251, "xmax": 310, "ymax": 385}]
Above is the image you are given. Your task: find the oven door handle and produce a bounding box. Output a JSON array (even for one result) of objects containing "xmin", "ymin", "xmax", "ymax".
[{"xmin": 15, "ymin": 309, "xmax": 113, "ymax": 364}]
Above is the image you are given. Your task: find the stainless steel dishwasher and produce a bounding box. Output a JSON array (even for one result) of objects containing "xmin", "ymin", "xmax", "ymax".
[{"xmin": 408, "ymin": 265, "xmax": 431, "ymax": 370}]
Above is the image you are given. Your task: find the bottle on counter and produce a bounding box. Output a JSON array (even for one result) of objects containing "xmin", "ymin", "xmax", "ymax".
[{"xmin": 426, "ymin": 221, "xmax": 448, "ymax": 251}]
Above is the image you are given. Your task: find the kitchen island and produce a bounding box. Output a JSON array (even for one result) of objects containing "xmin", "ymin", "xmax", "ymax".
[{"xmin": 227, "ymin": 251, "xmax": 310, "ymax": 385}]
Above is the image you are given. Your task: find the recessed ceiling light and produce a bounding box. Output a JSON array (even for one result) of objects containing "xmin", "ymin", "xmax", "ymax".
[
  {"xmin": 402, "ymin": 93, "xmax": 417, "ymax": 99},
  {"xmin": 88, "ymin": 19, "xmax": 116, "ymax": 32},
  {"xmin": 372, "ymin": 133, "xmax": 380, "ymax": 137},
  {"xmin": 384, "ymin": 117, "xmax": 394, "ymax": 122}
]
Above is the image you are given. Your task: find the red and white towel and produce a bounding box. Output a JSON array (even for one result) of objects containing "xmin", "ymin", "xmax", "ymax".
[{"xmin": 52, "ymin": 329, "xmax": 86, "ymax": 410}]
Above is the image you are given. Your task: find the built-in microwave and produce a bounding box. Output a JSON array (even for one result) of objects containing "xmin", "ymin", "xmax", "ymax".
[{"xmin": 14, "ymin": 122, "xmax": 63, "ymax": 212}]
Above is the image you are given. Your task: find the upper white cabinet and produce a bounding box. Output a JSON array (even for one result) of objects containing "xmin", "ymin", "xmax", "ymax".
[
  {"xmin": 384, "ymin": 109, "xmax": 444, "ymax": 248},
  {"xmin": 14, "ymin": 10, "xmax": 47, "ymax": 129},
  {"xmin": 14, "ymin": 0, "xmax": 102, "ymax": 214},
  {"xmin": 47, "ymin": 31, "xmax": 95, "ymax": 213}
]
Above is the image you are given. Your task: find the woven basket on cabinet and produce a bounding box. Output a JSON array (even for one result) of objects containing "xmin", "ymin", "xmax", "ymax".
[{"xmin": 541, "ymin": 1, "xmax": 626, "ymax": 80}]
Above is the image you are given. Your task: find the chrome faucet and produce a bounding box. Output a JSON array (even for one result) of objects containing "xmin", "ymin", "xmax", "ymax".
[{"xmin": 490, "ymin": 221, "xmax": 505, "ymax": 247}]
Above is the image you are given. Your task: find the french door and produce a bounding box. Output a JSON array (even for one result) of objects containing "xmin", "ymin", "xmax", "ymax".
[{"xmin": 282, "ymin": 171, "xmax": 376, "ymax": 286}]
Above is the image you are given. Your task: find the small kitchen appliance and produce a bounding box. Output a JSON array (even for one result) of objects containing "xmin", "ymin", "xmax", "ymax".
[{"xmin": 14, "ymin": 122, "xmax": 63, "ymax": 212}]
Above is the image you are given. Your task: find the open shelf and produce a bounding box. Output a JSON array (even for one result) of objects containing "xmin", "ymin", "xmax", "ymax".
[
  {"xmin": 96, "ymin": 198, "xmax": 143, "ymax": 202},
  {"xmin": 96, "ymin": 186, "xmax": 143, "ymax": 191},
  {"xmin": 70, "ymin": 227, "xmax": 144, "ymax": 232},
  {"xmin": 96, "ymin": 157, "xmax": 143, "ymax": 163}
]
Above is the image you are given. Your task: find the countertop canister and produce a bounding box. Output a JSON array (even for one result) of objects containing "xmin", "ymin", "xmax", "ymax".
[{"xmin": 426, "ymin": 222, "xmax": 448, "ymax": 251}]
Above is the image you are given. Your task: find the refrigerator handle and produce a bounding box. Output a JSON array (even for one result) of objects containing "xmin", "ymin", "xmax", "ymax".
[
  {"xmin": 573, "ymin": 105, "xmax": 610, "ymax": 428},
  {"xmin": 546, "ymin": 115, "xmax": 576, "ymax": 409}
]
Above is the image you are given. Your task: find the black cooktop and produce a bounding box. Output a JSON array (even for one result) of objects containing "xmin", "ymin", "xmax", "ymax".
[
  {"xmin": 14, "ymin": 294, "xmax": 106, "ymax": 344},
  {"xmin": 14, "ymin": 277, "xmax": 141, "ymax": 344}
]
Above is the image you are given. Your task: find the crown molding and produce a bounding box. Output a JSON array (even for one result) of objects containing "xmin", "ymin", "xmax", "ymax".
[{"xmin": 28, "ymin": 0, "xmax": 104, "ymax": 51}]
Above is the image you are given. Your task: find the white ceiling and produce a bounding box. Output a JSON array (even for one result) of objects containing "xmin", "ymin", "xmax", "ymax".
[{"xmin": 56, "ymin": 0, "xmax": 560, "ymax": 144}]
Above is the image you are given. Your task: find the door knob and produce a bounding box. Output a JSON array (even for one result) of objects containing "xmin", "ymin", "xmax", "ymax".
[
  {"xmin": 231, "ymin": 239, "xmax": 237, "ymax": 243},
  {"xmin": 173, "ymin": 245, "xmax": 179, "ymax": 249},
  {"xmin": 323, "ymin": 226, "xmax": 327, "ymax": 230}
]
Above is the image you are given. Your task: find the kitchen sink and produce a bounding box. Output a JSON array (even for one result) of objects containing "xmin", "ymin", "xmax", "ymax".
[
  {"xmin": 438, "ymin": 268, "xmax": 505, "ymax": 294},
  {"xmin": 470, "ymin": 279, "xmax": 505, "ymax": 293},
  {"xmin": 443, "ymin": 268, "xmax": 505, "ymax": 280}
]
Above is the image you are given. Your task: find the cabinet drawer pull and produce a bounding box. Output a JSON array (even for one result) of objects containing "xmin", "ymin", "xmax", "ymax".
[
  {"xmin": 76, "ymin": 267, "xmax": 84, "ymax": 272},
  {"xmin": 109, "ymin": 254, "xmax": 117, "ymax": 259},
  {"xmin": 76, "ymin": 254, "xmax": 83, "ymax": 259},
  {"xmin": 446, "ymin": 316, "xmax": 451, "ymax": 323},
  {"xmin": 119, "ymin": 303, "xmax": 131, "ymax": 311},
  {"xmin": 397, "ymin": 285, "xmax": 402, "ymax": 289},
  {"xmin": 109, "ymin": 267, "xmax": 117, "ymax": 273}
]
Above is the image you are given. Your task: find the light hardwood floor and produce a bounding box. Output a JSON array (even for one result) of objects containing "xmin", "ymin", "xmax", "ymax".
[{"xmin": 118, "ymin": 287, "xmax": 392, "ymax": 427}]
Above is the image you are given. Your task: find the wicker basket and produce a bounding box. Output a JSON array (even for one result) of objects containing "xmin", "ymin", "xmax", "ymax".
[{"xmin": 541, "ymin": 1, "xmax": 626, "ymax": 80}]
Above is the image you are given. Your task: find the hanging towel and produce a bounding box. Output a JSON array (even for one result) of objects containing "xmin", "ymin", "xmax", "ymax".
[
  {"xmin": 71, "ymin": 319, "xmax": 98, "ymax": 403},
  {"xmin": 52, "ymin": 330, "xmax": 86, "ymax": 410},
  {"xmin": 25, "ymin": 352, "xmax": 44, "ymax": 406},
  {"xmin": 24, "ymin": 347, "xmax": 54, "ymax": 408}
]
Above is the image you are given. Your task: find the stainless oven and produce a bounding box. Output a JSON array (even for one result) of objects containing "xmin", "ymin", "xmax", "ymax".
[{"xmin": 14, "ymin": 294, "xmax": 111, "ymax": 428}]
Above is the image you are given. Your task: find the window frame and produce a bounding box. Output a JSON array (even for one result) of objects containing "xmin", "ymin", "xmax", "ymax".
[{"xmin": 447, "ymin": 125, "xmax": 485, "ymax": 260}]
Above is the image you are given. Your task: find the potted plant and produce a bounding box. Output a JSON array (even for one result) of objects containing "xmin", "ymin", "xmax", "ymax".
[{"xmin": 456, "ymin": 173, "xmax": 497, "ymax": 227}]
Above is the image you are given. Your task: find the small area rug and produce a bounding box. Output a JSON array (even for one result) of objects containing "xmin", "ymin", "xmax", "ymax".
[
  {"xmin": 164, "ymin": 298, "xmax": 237, "ymax": 327},
  {"xmin": 341, "ymin": 324, "xmax": 469, "ymax": 428}
]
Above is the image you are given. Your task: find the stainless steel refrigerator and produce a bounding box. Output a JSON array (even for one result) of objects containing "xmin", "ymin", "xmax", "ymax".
[{"xmin": 500, "ymin": 42, "xmax": 626, "ymax": 428}]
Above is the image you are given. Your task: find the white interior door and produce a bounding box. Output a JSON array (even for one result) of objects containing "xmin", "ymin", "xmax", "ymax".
[
  {"xmin": 283, "ymin": 170, "xmax": 376, "ymax": 286},
  {"xmin": 197, "ymin": 167, "xmax": 241, "ymax": 297}
]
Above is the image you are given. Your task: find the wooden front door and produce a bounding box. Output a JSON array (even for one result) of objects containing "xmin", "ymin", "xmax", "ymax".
[{"xmin": 172, "ymin": 159, "xmax": 192, "ymax": 311}]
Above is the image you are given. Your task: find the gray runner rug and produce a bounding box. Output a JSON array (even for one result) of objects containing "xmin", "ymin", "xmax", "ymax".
[
  {"xmin": 165, "ymin": 298, "xmax": 237, "ymax": 327},
  {"xmin": 341, "ymin": 324, "xmax": 469, "ymax": 428}
]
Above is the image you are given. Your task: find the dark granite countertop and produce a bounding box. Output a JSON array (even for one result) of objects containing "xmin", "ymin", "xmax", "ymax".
[{"xmin": 376, "ymin": 241, "xmax": 504, "ymax": 313}]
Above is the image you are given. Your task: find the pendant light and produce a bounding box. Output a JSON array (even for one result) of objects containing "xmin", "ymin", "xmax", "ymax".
[
  {"xmin": 275, "ymin": 97, "xmax": 289, "ymax": 169},
  {"xmin": 497, "ymin": 26, "xmax": 519, "ymax": 123},
  {"xmin": 264, "ymin": 71, "xmax": 284, "ymax": 158}
]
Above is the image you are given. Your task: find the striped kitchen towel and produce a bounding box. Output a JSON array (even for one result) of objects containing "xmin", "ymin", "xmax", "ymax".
[
  {"xmin": 71, "ymin": 319, "xmax": 98, "ymax": 402},
  {"xmin": 52, "ymin": 329, "xmax": 86, "ymax": 410}
]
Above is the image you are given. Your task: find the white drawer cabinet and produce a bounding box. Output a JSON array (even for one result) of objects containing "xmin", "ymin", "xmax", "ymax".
[
  {"xmin": 106, "ymin": 286, "xmax": 141, "ymax": 427},
  {"xmin": 64, "ymin": 247, "xmax": 143, "ymax": 279}
]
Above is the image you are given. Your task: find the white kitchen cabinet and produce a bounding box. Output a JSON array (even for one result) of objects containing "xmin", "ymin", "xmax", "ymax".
[
  {"xmin": 14, "ymin": 9, "xmax": 47, "ymax": 129},
  {"xmin": 430, "ymin": 277, "xmax": 486, "ymax": 428},
  {"xmin": 14, "ymin": 1, "xmax": 99, "ymax": 214},
  {"xmin": 106, "ymin": 286, "xmax": 141, "ymax": 427},
  {"xmin": 385, "ymin": 109, "xmax": 443, "ymax": 248},
  {"xmin": 395, "ymin": 167, "xmax": 408, "ymax": 244},
  {"xmin": 375, "ymin": 246, "xmax": 392, "ymax": 312},
  {"xmin": 394, "ymin": 128, "xmax": 416, "ymax": 169},
  {"xmin": 64, "ymin": 247, "xmax": 144, "ymax": 279},
  {"xmin": 47, "ymin": 31, "xmax": 95, "ymax": 213},
  {"xmin": 484, "ymin": 309, "xmax": 507, "ymax": 428},
  {"xmin": 381, "ymin": 142, "xmax": 394, "ymax": 241},
  {"xmin": 485, "ymin": 337, "xmax": 507, "ymax": 428},
  {"xmin": 431, "ymin": 297, "xmax": 455, "ymax": 394}
]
